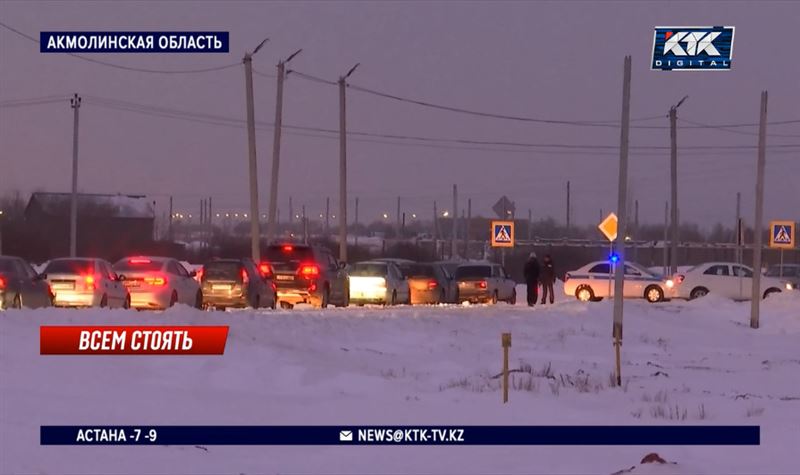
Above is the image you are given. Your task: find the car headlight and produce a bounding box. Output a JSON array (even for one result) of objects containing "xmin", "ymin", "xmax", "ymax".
[
  {"xmin": 786, "ymin": 282, "xmax": 794, "ymax": 291},
  {"xmin": 665, "ymin": 279, "xmax": 674, "ymax": 289}
]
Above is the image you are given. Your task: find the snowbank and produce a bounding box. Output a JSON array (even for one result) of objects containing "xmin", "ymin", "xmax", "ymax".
[{"xmin": 1, "ymin": 291, "xmax": 799, "ymax": 474}]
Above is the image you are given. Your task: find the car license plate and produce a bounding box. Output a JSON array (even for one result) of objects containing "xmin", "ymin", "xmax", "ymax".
[
  {"xmin": 212, "ymin": 284, "xmax": 232, "ymax": 291},
  {"xmin": 276, "ymin": 275, "xmax": 294, "ymax": 281},
  {"xmin": 123, "ymin": 280, "xmax": 140, "ymax": 288},
  {"xmin": 51, "ymin": 282, "xmax": 74, "ymax": 290}
]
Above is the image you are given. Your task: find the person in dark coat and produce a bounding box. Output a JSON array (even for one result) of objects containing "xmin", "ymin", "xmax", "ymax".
[
  {"xmin": 540, "ymin": 254, "xmax": 556, "ymax": 304},
  {"xmin": 523, "ymin": 252, "xmax": 540, "ymax": 306}
]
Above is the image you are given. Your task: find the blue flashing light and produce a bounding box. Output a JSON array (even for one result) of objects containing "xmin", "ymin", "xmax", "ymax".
[{"xmin": 609, "ymin": 253, "xmax": 620, "ymax": 264}]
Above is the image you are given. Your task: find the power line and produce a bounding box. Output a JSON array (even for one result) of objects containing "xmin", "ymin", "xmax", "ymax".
[
  {"xmin": 76, "ymin": 95, "xmax": 800, "ymax": 152},
  {"xmin": 0, "ymin": 21, "xmax": 241, "ymax": 74},
  {"xmin": 678, "ymin": 117, "xmax": 800, "ymax": 138}
]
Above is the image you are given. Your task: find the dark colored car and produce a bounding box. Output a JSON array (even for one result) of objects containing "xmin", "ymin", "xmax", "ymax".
[
  {"xmin": 454, "ymin": 262, "xmax": 517, "ymax": 305},
  {"xmin": 406, "ymin": 262, "xmax": 458, "ymax": 304},
  {"xmin": 200, "ymin": 258, "xmax": 277, "ymax": 310},
  {"xmin": 265, "ymin": 244, "xmax": 349, "ymax": 308},
  {"xmin": 0, "ymin": 256, "xmax": 53, "ymax": 309}
]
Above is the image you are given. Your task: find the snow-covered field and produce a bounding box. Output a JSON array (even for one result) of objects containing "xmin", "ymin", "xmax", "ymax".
[{"xmin": 1, "ymin": 285, "xmax": 799, "ymax": 474}]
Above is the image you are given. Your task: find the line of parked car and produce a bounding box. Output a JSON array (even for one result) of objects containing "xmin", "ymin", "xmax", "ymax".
[
  {"xmin": 0, "ymin": 243, "xmax": 518, "ymax": 311},
  {"xmin": 564, "ymin": 260, "xmax": 797, "ymax": 303},
  {"xmin": 1, "ymin": 248, "xmax": 796, "ymax": 311}
]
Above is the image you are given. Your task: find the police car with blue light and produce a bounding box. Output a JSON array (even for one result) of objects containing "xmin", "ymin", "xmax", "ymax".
[{"xmin": 564, "ymin": 258, "xmax": 673, "ymax": 303}]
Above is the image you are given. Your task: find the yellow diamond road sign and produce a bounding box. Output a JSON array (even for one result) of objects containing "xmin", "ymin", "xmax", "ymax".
[
  {"xmin": 769, "ymin": 220, "xmax": 795, "ymax": 249},
  {"xmin": 598, "ymin": 212, "xmax": 618, "ymax": 242}
]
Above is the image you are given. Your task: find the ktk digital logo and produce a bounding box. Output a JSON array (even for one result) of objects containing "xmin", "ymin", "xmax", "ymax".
[{"xmin": 651, "ymin": 26, "xmax": 735, "ymax": 71}]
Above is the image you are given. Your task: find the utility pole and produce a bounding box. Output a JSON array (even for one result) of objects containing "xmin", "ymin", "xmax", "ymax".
[
  {"xmin": 69, "ymin": 93, "xmax": 81, "ymax": 257},
  {"xmin": 302, "ymin": 204, "xmax": 308, "ymax": 244},
  {"xmin": 267, "ymin": 49, "xmax": 302, "ymax": 245},
  {"xmin": 208, "ymin": 196, "xmax": 213, "ymax": 248},
  {"xmin": 433, "ymin": 201, "xmax": 439, "ymax": 240},
  {"xmin": 612, "ymin": 55, "xmax": 632, "ymax": 387},
  {"xmin": 396, "ymin": 196, "xmax": 401, "ymax": 237},
  {"xmin": 465, "ymin": 198, "xmax": 471, "ymax": 258},
  {"xmin": 168, "ymin": 195, "xmax": 174, "ymax": 241},
  {"xmin": 338, "ymin": 63, "xmax": 359, "ymax": 262},
  {"xmin": 669, "ymin": 95, "xmax": 688, "ymax": 275},
  {"xmin": 528, "ymin": 209, "xmax": 532, "ymax": 240},
  {"xmin": 751, "ymin": 91, "xmax": 768, "ymax": 329},
  {"xmin": 243, "ymin": 37, "xmax": 268, "ymax": 262},
  {"xmin": 354, "ymin": 197, "xmax": 359, "ymax": 247},
  {"xmin": 451, "ymin": 184, "xmax": 458, "ymax": 259},
  {"xmin": 566, "ymin": 180, "xmax": 571, "ymax": 233},
  {"xmin": 325, "ymin": 197, "xmax": 330, "ymax": 238}
]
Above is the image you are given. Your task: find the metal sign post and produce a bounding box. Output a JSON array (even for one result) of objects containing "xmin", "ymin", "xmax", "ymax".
[{"xmin": 501, "ymin": 332, "xmax": 512, "ymax": 404}]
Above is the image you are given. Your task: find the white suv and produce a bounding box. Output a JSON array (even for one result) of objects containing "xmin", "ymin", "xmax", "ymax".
[{"xmin": 670, "ymin": 262, "xmax": 791, "ymax": 301}]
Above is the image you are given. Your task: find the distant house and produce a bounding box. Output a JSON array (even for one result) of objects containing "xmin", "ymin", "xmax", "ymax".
[{"xmin": 24, "ymin": 192, "xmax": 155, "ymax": 261}]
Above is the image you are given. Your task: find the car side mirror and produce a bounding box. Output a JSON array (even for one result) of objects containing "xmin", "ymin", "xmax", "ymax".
[
  {"xmin": 117, "ymin": 274, "xmax": 126, "ymax": 282},
  {"xmin": 189, "ymin": 270, "xmax": 197, "ymax": 277}
]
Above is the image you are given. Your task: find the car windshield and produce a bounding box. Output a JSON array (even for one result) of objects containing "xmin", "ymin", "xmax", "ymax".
[
  {"xmin": 350, "ymin": 263, "xmax": 388, "ymax": 277},
  {"xmin": 44, "ymin": 260, "xmax": 94, "ymax": 274},
  {"xmin": 264, "ymin": 245, "xmax": 314, "ymax": 263},
  {"xmin": 456, "ymin": 265, "xmax": 491, "ymax": 278},
  {"xmin": 203, "ymin": 262, "xmax": 242, "ymax": 280},
  {"xmin": 407, "ymin": 264, "xmax": 436, "ymax": 278},
  {"xmin": 114, "ymin": 259, "xmax": 164, "ymax": 272}
]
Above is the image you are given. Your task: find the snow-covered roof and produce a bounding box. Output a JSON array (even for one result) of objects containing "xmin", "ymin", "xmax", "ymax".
[{"xmin": 26, "ymin": 192, "xmax": 154, "ymax": 219}]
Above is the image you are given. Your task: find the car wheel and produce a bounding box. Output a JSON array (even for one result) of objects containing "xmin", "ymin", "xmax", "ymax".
[
  {"xmin": 645, "ymin": 285, "xmax": 664, "ymax": 303},
  {"xmin": 490, "ymin": 291, "xmax": 498, "ymax": 305},
  {"xmin": 391, "ymin": 290, "xmax": 397, "ymax": 306},
  {"xmin": 100, "ymin": 294, "xmax": 108, "ymax": 308},
  {"xmin": 508, "ymin": 289, "xmax": 517, "ymax": 305},
  {"xmin": 169, "ymin": 291, "xmax": 178, "ymax": 307},
  {"xmin": 12, "ymin": 294, "xmax": 22, "ymax": 309},
  {"xmin": 575, "ymin": 285, "xmax": 595, "ymax": 302},
  {"xmin": 763, "ymin": 288, "xmax": 781, "ymax": 299},
  {"xmin": 690, "ymin": 287, "xmax": 709, "ymax": 300},
  {"xmin": 123, "ymin": 295, "xmax": 131, "ymax": 309}
]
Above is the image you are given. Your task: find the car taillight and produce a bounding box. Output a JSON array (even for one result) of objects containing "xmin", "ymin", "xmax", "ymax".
[
  {"xmin": 84, "ymin": 275, "xmax": 96, "ymax": 290},
  {"xmin": 478, "ymin": 280, "xmax": 488, "ymax": 289},
  {"xmin": 144, "ymin": 275, "xmax": 167, "ymax": 286},
  {"xmin": 196, "ymin": 268, "xmax": 204, "ymax": 281},
  {"xmin": 0, "ymin": 277, "xmax": 5, "ymax": 289},
  {"xmin": 428, "ymin": 280, "xmax": 438, "ymax": 290},
  {"xmin": 258, "ymin": 262, "xmax": 273, "ymax": 278},
  {"xmin": 271, "ymin": 281, "xmax": 277, "ymax": 291},
  {"xmin": 130, "ymin": 258, "xmax": 151, "ymax": 264},
  {"xmin": 299, "ymin": 264, "xmax": 320, "ymax": 278},
  {"xmin": 282, "ymin": 245, "xmax": 294, "ymax": 252},
  {"xmin": 241, "ymin": 269, "xmax": 250, "ymax": 285},
  {"xmin": 675, "ymin": 274, "xmax": 685, "ymax": 284}
]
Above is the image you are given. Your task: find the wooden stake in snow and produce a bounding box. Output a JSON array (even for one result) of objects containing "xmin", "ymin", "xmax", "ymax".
[{"xmin": 502, "ymin": 332, "xmax": 512, "ymax": 403}]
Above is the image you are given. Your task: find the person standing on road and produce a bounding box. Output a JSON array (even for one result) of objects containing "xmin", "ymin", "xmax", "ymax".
[
  {"xmin": 540, "ymin": 254, "xmax": 556, "ymax": 304},
  {"xmin": 523, "ymin": 252, "xmax": 540, "ymax": 307}
]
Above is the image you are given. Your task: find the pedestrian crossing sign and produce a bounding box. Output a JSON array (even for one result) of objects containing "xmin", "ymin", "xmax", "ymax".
[
  {"xmin": 491, "ymin": 221, "xmax": 514, "ymax": 248},
  {"xmin": 769, "ymin": 221, "xmax": 795, "ymax": 249}
]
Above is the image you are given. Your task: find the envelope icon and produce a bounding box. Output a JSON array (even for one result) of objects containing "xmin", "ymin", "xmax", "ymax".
[{"xmin": 339, "ymin": 430, "xmax": 353, "ymax": 442}]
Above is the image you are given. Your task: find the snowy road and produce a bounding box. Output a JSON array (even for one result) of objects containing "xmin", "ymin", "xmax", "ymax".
[{"xmin": 1, "ymin": 289, "xmax": 799, "ymax": 474}]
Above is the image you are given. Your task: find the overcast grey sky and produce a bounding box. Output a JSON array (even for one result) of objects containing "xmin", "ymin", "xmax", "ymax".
[{"xmin": 1, "ymin": 0, "xmax": 798, "ymax": 229}]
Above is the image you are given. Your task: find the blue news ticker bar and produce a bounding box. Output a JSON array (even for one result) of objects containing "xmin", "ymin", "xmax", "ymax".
[
  {"xmin": 40, "ymin": 425, "xmax": 760, "ymax": 446},
  {"xmin": 39, "ymin": 32, "xmax": 229, "ymax": 53}
]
